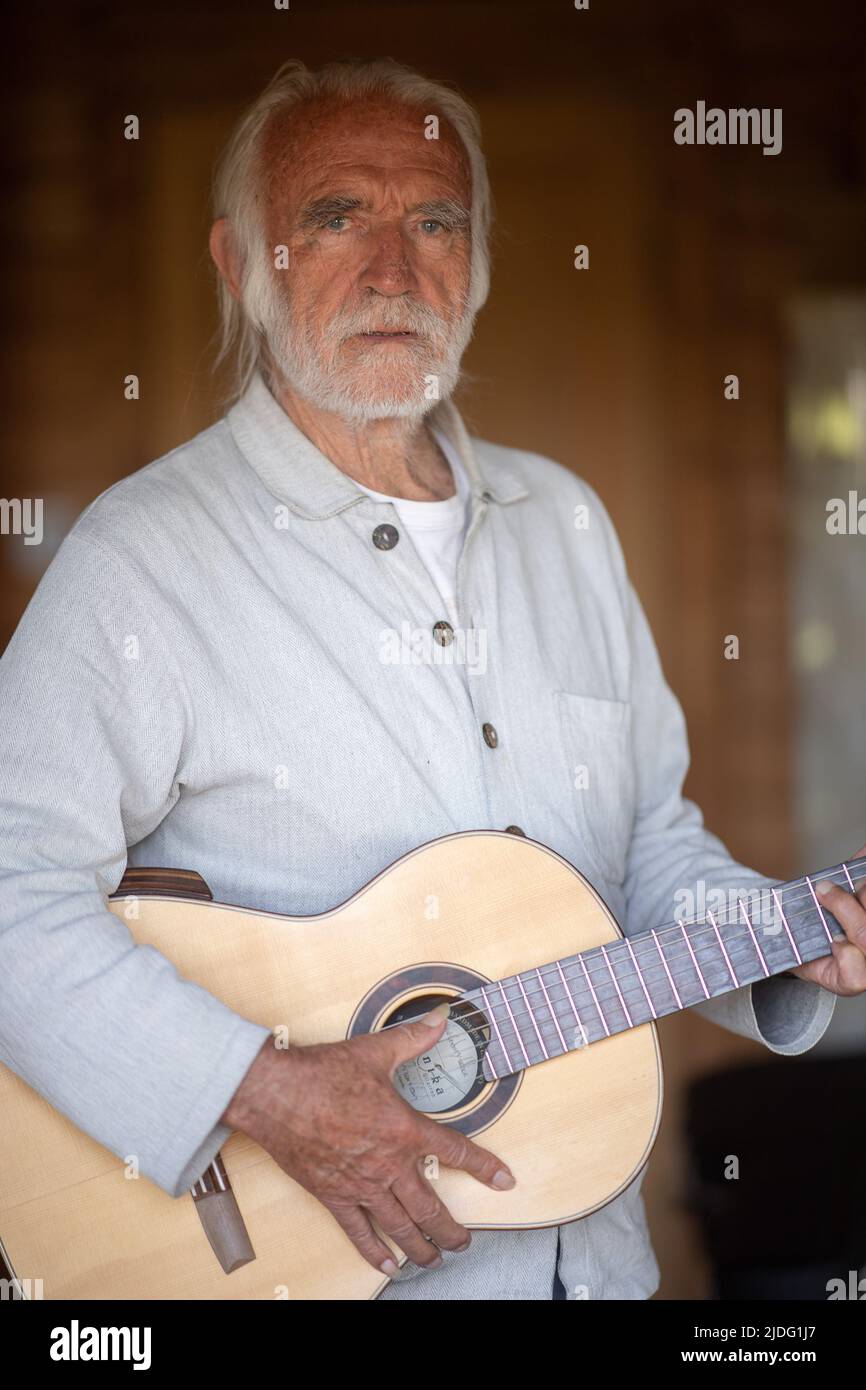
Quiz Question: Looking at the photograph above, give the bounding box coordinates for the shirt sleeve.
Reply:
[0,530,271,1197]
[595,510,837,1056]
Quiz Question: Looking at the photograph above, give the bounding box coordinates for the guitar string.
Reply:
[383,867,861,1050]
[375,863,864,1056]
[455,937,818,1053]
[454,905,847,1052]
[412,936,815,1058]
[398,917,837,1067]
[391,857,866,1025]
[384,861,864,1020]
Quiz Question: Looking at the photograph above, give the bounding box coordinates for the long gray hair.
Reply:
[211,57,493,404]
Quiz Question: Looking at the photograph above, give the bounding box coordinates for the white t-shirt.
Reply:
[351,426,469,628]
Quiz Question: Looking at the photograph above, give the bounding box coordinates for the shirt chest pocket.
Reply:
[554,691,636,888]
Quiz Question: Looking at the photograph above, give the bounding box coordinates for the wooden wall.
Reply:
[2,0,865,1298]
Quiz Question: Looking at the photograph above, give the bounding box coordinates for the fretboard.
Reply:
[464,856,864,1082]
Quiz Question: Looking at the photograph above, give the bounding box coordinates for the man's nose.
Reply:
[361,224,418,296]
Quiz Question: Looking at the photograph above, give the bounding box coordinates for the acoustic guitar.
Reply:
[0,830,857,1300]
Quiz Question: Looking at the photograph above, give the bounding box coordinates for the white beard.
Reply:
[258,281,477,422]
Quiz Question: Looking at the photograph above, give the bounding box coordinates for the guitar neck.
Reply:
[473,855,865,1081]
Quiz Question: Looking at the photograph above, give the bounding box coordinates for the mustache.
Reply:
[327,298,465,343]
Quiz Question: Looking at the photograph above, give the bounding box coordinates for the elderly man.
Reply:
[2,57,865,1303]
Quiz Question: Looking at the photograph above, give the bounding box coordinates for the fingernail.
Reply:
[428,1253,443,1268]
[816,880,835,895]
[455,1237,472,1252]
[421,1002,451,1027]
[492,1168,516,1190]
[380,1258,399,1277]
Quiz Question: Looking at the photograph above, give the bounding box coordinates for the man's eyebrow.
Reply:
[296,194,470,230]
[412,198,471,229]
[297,195,364,229]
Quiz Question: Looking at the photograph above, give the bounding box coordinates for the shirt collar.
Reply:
[226,371,529,519]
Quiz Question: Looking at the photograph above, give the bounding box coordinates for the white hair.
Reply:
[210,57,493,404]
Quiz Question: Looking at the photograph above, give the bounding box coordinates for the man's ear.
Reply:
[210,218,243,302]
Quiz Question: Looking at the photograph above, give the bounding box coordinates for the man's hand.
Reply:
[220,1005,515,1277]
[788,843,866,995]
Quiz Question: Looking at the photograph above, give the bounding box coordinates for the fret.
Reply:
[678,919,711,999]
[592,947,635,1031]
[705,908,740,987]
[625,937,657,1019]
[778,865,851,964]
[600,943,634,1028]
[605,938,656,1026]
[742,894,776,978]
[516,972,561,1065]
[717,891,777,988]
[713,897,755,984]
[550,966,598,1047]
[498,978,540,1066]
[540,968,587,1053]
[578,952,611,1037]
[481,966,590,1078]
[738,896,770,976]
[771,886,802,966]
[513,973,549,1059]
[478,984,511,1077]
[688,913,744,998]
[556,960,589,1047]
[531,969,579,1058]
[472,856,866,1083]
[746,888,792,973]
[805,874,835,945]
[534,967,569,1053]
[652,928,683,1009]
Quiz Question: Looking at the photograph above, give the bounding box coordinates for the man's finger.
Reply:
[326,1202,401,1277]
[372,1006,449,1071]
[816,878,866,953]
[392,1169,472,1253]
[367,1191,443,1269]
[421,1117,515,1190]
[829,938,866,994]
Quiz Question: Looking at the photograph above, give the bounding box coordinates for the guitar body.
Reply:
[0,831,662,1300]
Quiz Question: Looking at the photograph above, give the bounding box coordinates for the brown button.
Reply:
[482,722,498,748]
[504,825,525,836]
[433,621,454,646]
[372,524,399,550]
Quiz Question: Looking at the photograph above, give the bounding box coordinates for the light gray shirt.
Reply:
[0,372,834,1300]
[351,423,470,633]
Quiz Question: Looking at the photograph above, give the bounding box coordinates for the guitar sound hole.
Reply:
[385,994,491,1115]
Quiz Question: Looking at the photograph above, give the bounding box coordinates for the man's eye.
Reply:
[325,216,348,231]
[420,219,444,234]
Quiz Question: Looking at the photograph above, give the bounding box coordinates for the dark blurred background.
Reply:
[1,0,864,1298]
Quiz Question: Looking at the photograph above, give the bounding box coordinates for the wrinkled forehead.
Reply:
[259,96,472,220]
